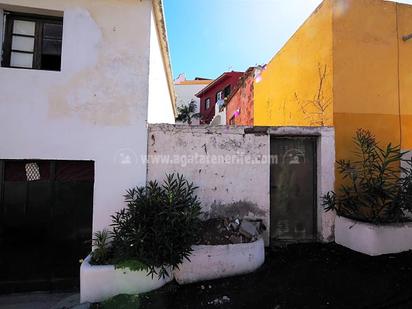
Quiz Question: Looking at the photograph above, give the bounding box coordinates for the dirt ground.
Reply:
[138,243,412,309]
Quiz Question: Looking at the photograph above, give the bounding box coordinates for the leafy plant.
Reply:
[176,100,200,125]
[111,173,202,278]
[323,129,412,223]
[90,229,113,265]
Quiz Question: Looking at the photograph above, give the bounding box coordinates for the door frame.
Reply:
[269,136,318,243]
[0,159,94,293]
[266,126,336,244]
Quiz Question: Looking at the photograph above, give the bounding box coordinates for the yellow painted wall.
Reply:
[397,3,412,151]
[333,0,401,165]
[255,0,412,183]
[254,0,334,127]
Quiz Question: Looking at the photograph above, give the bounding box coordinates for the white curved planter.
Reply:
[174,238,265,285]
[80,255,173,303]
[335,216,412,256]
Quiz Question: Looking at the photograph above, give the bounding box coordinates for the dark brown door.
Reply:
[270,137,316,242]
[0,160,94,293]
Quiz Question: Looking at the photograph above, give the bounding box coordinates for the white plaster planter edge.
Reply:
[173,238,265,285]
[335,215,412,256]
[80,255,173,303]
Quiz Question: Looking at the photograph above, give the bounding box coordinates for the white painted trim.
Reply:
[335,216,412,256]
[173,238,265,285]
[0,4,63,17]
[80,255,173,303]
[268,126,336,242]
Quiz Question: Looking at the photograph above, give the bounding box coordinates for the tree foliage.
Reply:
[176,100,200,125]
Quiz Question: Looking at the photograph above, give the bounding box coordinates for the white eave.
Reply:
[152,0,177,117]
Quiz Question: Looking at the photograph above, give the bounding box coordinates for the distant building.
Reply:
[225,66,264,126]
[175,74,212,125]
[195,71,243,125]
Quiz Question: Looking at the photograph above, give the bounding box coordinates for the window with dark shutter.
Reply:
[1,12,63,71]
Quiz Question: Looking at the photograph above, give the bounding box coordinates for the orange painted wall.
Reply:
[226,70,255,125]
[254,0,334,127]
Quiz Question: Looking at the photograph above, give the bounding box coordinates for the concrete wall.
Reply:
[147,125,336,244]
[0,0,173,234]
[254,0,334,127]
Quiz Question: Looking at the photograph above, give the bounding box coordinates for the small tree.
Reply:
[176,100,200,125]
[323,129,412,223]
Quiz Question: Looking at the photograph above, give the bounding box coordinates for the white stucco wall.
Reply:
[148,125,336,245]
[147,9,175,124]
[0,0,168,234]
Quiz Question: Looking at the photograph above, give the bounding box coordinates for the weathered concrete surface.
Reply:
[148,125,336,244]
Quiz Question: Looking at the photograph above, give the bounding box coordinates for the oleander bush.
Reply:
[323,129,412,224]
[90,173,202,278]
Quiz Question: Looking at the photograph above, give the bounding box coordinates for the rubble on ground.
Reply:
[207,296,230,305]
[197,217,266,245]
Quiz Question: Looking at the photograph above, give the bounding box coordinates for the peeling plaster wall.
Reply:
[0,0,159,234]
[148,125,270,243]
[148,125,336,245]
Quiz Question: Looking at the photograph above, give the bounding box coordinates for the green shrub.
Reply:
[90,229,112,265]
[110,173,202,278]
[323,129,412,223]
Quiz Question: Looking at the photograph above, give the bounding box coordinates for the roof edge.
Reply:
[152,0,177,117]
[195,71,243,97]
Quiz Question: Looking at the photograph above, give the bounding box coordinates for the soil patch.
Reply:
[137,243,412,309]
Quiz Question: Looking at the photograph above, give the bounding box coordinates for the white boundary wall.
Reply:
[148,125,336,244]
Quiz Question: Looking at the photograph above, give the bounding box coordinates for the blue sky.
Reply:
[163,0,412,80]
